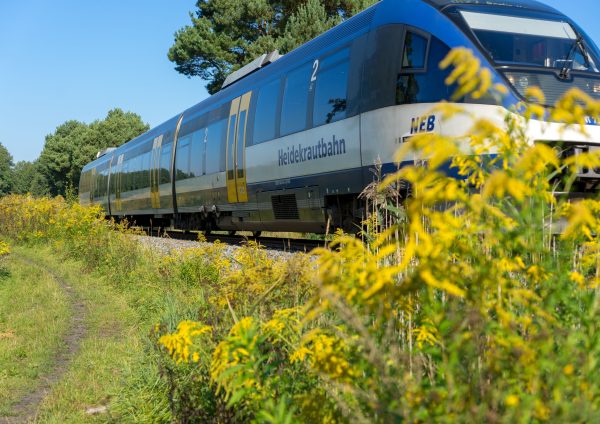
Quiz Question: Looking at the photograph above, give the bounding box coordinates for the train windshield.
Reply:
[461,10,600,74]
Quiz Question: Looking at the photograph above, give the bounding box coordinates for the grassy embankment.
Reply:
[0,243,170,422]
[0,198,312,422]
[0,249,70,416]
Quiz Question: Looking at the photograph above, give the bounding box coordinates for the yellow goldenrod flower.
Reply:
[505,394,520,407]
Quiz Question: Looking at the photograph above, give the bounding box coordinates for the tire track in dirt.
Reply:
[0,256,87,424]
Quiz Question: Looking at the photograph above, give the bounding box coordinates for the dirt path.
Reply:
[0,257,87,424]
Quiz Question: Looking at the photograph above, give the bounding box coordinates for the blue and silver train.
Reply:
[80,0,600,233]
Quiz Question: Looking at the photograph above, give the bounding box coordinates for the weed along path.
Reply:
[0,254,87,424]
[0,246,150,423]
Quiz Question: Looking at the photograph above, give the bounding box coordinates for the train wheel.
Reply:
[252,231,262,238]
[228,230,236,236]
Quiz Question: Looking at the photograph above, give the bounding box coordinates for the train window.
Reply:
[190,130,204,177]
[122,162,129,192]
[99,172,104,197]
[159,142,172,184]
[128,164,133,192]
[129,161,135,191]
[402,32,428,70]
[313,48,350,126]
[94,171,100,198]
[396,35,455,105]
[141,151,151,189]
[128,157,135,190]
[130,158,137,190]
[175,136,192,180]
[280,63,312,136]
[103,168,110,195]
[125,161,131,192]
[361,25,404,113]
[253,79,280,144]
[139,155,145,189]
[134,156,141,190]
[227,116,236,179]
[130,157,137,190]
[206,118,226,174]
[128,161,134,191]
[94,171,101,198]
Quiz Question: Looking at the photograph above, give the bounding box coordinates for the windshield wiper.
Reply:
[559,34,590,80]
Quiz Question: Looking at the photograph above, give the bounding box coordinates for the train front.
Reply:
[444,2,600,194]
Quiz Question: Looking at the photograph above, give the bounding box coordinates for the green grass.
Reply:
[0,253,70,416]
[0,245,176,423]
[13,246,172,423]
[0,234,310,422]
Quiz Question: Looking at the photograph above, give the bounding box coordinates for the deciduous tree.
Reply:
[11,161,38,195]
[36,109,149,197]
[0,143,13,196]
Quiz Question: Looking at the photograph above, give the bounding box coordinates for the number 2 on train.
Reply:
[311,59,319,82]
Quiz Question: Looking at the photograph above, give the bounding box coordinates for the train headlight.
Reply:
[507,75,516,85]
[594,82,600,94]
[518,76,529,89]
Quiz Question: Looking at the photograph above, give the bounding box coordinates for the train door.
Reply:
[172,114,185,214]
[90,167,96,204]
[150,135,163,209]
[114,154,124,212]
[226,91,252,203]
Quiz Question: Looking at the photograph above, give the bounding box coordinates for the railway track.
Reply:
[141,228,326,253]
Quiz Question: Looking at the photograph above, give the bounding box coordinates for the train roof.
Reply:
[425,0,560,14]
[81,0,567,173]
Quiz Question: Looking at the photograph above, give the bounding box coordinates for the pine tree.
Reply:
[168,0,378,94]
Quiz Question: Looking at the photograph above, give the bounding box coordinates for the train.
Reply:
[79,0,600,234]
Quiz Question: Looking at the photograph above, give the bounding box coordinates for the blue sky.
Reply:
[0,0,599,163]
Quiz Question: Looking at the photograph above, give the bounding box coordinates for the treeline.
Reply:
[0,109,148,198]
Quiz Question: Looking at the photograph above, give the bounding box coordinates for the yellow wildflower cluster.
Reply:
[290,330,356,382]
[314,235,403,318]
[0,241,9,257]
[412,320,441,349]
[261,307,301,344]
[158,320,212,364]
[210,317,262,400]
[552,88,600,133]
[208,241,313,312]
[439,47,507,101]
[0,195,106,244]
[0,195,145,273]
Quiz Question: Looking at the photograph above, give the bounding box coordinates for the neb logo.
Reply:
[410,115,436,134]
